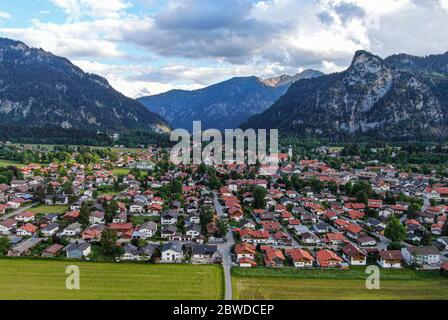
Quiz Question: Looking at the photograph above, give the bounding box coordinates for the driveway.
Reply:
[213,192,234,300]
[1,203,37,220]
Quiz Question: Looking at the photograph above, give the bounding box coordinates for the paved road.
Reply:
[213,192,234,301]
[1,203,37,220]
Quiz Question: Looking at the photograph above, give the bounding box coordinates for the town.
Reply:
[0,142,448,291]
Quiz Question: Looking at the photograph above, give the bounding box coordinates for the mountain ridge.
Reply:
[138,69,324,131]
[0,37,170,134]
[242,49,448,141]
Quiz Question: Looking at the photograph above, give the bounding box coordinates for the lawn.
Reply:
[0,259,224,300]
[232,267,448,300]
[0,160,25,168]
[28,205,70,215]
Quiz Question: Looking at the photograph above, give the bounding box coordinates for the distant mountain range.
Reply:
[0,38,170,134]
[138,69,324,131]
[243,50,448,141]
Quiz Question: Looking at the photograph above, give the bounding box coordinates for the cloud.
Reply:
[1,0,447,97]
[50,0,130,21]
[0,11,11,20]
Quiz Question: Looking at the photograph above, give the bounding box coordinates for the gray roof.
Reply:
[162,242,182,253]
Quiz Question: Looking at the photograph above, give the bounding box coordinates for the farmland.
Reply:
[0,259,224,300]
[28,205,70,215]
[0,160,25,168]
[232,267,448,300]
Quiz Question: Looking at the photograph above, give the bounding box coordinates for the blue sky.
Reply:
[0,0,448,98]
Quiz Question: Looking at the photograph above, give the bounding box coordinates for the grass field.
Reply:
[0,259,224,300]
[0,160,25,168]
[232,267,448,300]
[28,205,70,215]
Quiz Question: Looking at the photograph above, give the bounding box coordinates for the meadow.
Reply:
[232,267,448,300]
[0,259,224,300]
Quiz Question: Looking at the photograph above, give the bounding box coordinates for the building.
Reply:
[401,246,441,266]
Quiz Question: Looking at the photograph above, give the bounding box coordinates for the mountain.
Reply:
[242,50,448,141]
[0,38,170,134]
[138,69,324,131]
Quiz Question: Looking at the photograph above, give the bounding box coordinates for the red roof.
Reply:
[286,248,314,262]
[316,249,343,267]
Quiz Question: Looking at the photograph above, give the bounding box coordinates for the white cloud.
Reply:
[1,0,448,97]
[50,0,130,21]
[0,11,11,20]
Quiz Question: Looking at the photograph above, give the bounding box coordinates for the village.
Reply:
[0,143,448,278]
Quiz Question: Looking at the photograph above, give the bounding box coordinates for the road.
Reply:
[213,192,234,301]
[1,203,37,220]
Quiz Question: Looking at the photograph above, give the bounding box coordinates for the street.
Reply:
[213,192,234,301]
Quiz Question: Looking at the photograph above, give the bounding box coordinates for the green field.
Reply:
[232,267,448,300]
[29,205,70,215]
[0,259,224,300]
[0,160,25,168]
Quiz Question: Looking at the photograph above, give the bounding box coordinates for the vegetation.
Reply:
[0,259,224,300]
[232,267,448,300]
[385,217,407,243]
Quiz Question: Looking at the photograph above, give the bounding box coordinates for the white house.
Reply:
[401,246,441,266]
[377,250,403,268]
[161,242,183,263]
[61,222,82,237]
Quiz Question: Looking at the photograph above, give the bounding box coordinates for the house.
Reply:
[0,219,17,235]
[186,223,201,239]
[121,244,151,261]
[234,243,257,261]
[14,212,35,222]
[42,243,64,258]
[285,249,315,268]
[240,229,273,244]
[436,237,448,250]
[228,207,244,221]
[377,250,403,268]
[313,222,330,234]
[61,222,82,237]
[191,244,218,264]
[161,242,183,263]
[342,243,367,265]
[356,236,377,247]
[113,212,127,224]
[89,211,105,224]
[263,246,285,267]
[135,221,158,239]
[65,242,91,259]
[239,257,258,268]
[130,203,145,214]
[81,225,104,241]
[315,249,343,267]
[302,232,321,245]
[161,211,179,225]
[401,246,441,266]
[161,225,178,239]
[8,237,43,256]
[41,223,59,237]
[16,223,38,237]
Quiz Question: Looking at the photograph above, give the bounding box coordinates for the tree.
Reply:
[34,185,47,204]
[177,215,185,233]
[253,187,267,209]
[79,202,90,227]
[105,201,119,223]
[217,218,229,237]
[100,229,122,257]
[356,191,368,206]
[0,237,11,256]
[385,216,407,242]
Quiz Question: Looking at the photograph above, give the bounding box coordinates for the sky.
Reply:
[0,0,448,98]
